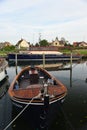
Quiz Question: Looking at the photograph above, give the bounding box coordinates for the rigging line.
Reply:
[3,94,41,130]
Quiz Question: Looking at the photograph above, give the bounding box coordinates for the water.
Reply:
[0,61,87,130]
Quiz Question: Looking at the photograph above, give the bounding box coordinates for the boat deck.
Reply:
[13,78,66,99]
[13,85,65,99]
[19,78,30,89]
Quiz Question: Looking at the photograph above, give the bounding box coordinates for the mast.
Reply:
[39,33,41,45]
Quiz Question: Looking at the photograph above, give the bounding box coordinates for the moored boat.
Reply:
[8,52,81,63]
[8,65,67,129]
[7,46,82,63]
[8,65,67,106]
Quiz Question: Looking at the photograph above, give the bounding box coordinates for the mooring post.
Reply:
[40,94,49,129]
[15,53,18,75]
[44,94,49,111]
[70,50,72,87]
[43,53,45,68]
[70,50,72,69]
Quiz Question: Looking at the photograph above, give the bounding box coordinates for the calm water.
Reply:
[0,61,87,130]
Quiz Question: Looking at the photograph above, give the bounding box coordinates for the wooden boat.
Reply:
[0,58,8,82]
[8,65,67,107]
[8,66,67,129]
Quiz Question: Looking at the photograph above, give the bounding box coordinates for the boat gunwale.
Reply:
[11,92,67,106]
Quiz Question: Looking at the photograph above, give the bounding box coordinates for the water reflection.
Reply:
[70,68,72,87]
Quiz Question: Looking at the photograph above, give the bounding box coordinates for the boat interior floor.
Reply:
[19,79,30,89]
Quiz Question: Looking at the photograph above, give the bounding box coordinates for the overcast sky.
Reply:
[0,0,87,44]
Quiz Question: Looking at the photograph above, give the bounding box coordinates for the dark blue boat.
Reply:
[8,53,81,63]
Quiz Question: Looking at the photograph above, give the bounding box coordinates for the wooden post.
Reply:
[70,50,72,87]
[40,94,49,129]
[70,50,72,69]
[43,53,45,68]
[15,53,18,75]
[70,66,72,87]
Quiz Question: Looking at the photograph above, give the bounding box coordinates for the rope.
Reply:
[3,94,41,130]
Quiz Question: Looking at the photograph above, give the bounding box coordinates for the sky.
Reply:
[0,0,87,45]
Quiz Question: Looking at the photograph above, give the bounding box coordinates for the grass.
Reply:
[0,48,87,56]
[73,49,87,55]
[60,49,87,55]
[0,51,7,56]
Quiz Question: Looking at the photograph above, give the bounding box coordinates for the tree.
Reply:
[61,37,66,45]
[35,43,39,46]
[4,45,15,51]
[39,39,49,46]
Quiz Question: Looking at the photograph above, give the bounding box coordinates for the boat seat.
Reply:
[30,74,39,84]
[29,69,39,84]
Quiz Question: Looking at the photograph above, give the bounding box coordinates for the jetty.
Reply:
[38,63,63,70]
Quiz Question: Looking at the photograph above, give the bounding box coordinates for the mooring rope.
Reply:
[3,94,41,130]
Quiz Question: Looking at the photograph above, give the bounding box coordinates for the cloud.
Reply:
[0,0,42,14]
[0,0,87,44]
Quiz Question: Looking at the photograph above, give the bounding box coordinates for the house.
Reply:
[0,41,11,49]
[73,41,87,47]
[4,42,11,46]
[79,41,87,47]
[16,38,30,49]
[50,37,64,47]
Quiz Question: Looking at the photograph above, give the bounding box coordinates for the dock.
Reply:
[38,63,71,71]
[38,63,63,69]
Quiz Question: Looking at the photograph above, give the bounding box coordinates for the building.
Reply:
[79,41,87,47]
[73,41,87,47]
[50,37,64,47]
[16,38,30,49]
[0,41,11,49]
[4,42,11,46]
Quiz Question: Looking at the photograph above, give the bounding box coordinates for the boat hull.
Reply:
[0,59,8,82]
[8,53,81,62]
[0,70,7,82]
[11,95,65,109]
[12,97,65,129]
[0,78,9,98]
